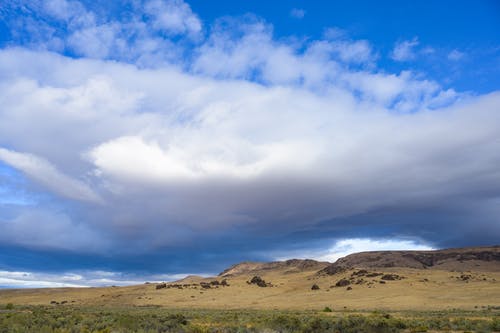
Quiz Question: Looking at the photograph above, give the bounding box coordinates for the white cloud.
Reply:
[0,271,87,288]
[273,238,435,263]
[7,0,200,64]
[391,37,419,61]
[0,270,209,288]
[323,27,347,40]
[43,0,87,21]
[67,23,121,59]
[192,19,273,79]
[0,148,100,203]
[341,70,449,110]
[144,0,202,36]
[89,135,320,183]
[310,39,375,65]
[319,238,435,262]
[89,136,197,182]
[193,20,375,85]
[290,8,306,19]
[448,49,465,61]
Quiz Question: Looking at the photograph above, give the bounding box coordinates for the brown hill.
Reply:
[320,245,500,275]
[219,259,330,277]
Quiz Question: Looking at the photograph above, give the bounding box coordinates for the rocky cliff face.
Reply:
[319,246,500,274]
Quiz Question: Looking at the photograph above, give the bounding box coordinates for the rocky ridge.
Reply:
[319,246,500,275]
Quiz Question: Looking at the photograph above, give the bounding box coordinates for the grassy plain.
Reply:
[1,268,499,311]
[0,305,499,333]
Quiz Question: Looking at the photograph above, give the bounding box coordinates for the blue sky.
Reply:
[0,0,499,288]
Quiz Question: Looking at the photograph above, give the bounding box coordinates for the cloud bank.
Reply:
[0,269,205,288]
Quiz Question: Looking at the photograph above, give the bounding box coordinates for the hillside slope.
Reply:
[219,259,329,277]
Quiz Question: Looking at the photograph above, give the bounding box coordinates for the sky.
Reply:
[0,0,499,288]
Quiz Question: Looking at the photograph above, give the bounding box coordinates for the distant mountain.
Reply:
[319,246,500,274]
[219,259,330,277]
[218,246,500,278]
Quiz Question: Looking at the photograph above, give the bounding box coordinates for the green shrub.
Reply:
[269,314,302,332]
[491,317,500,331]
[410,325,428,332]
